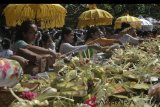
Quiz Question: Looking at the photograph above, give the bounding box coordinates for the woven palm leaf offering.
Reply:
[130,83,149,94]
[10,73,75,107]
[50,56,109,105]
[9,87,75,107]
[8,37,160,107]
[98,38,160,106]
[50,57,91,97]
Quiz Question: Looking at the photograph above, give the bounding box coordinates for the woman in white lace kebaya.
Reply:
[57,27,101,55]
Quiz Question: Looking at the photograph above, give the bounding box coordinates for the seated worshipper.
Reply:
[0,37,30,71]
[85,26,121,46]
[154,28,160,38]
[136,30,144,38]
[41,32,56,52]
[152,29,158,38]
[57,27,102,56]
[34,30,42,46]
[83,26,122,58]
[0,58,23,88]
[115,22,143,45]
[0,38,13,58]
[13,20,63,74]
[74,32,85,45]
[118,22,137,37]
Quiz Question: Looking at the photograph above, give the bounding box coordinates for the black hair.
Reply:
[114,29,121,34]
[39,32,53,47]
[56,27,73,52]
[99,26,106,33]
[85,26,100,42]
[53,31,62,40]
[152,29,158,35]
[41,32,51,43]
[1,38,11,50]
[73,33,78,45]
[14,20,35,42]
[142,31,150,37]
[136,30,144,36]
[105,27,114,35]
[120,22,131,31]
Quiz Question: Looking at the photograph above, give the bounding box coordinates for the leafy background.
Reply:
[0,4,159,28]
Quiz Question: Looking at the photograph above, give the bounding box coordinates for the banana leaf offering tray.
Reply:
[8,38,160,107]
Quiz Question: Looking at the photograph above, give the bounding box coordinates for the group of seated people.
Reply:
[0,20,159,88]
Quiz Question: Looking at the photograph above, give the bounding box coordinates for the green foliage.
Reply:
[0,4,159,28]
[63,4,160,28]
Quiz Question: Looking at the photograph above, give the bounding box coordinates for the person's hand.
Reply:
[108,44,122,51]
[48,50,57,58]
[11,55,29,67]
[23,59,29,65]
[138,39,144,43]
[55,53,66,59]
[18,57,29,67]
[90,43,102,51]
[118,40,123,45]
[19,58,29,66]
[120,45,125,49]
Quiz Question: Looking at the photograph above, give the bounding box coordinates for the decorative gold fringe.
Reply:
[114,14,142,29]
[3,4,67,29]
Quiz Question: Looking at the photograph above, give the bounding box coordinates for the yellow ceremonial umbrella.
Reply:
[3,4,67,29]
[114,14,142,29]
[78,4,113,28]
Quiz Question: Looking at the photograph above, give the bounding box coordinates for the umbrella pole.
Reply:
[35,19,41,28]
[34,11,40,28]
[35,19,38,27]
[35,19,37,26]
[94,19,96,27]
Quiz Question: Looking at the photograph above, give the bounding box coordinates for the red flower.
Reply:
[0,61,11,79]
[85,97,96,107]
[85,59,90,63]
[20,91,37,101]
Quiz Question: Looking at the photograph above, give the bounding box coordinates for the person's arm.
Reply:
[87,44,102,51]
[10,55,29,68]
[60,43,88,55]
[100,38,122,46]
[129,28,137,37]
[60,43,102,55]
[120,34,139,45]
[86,38,121,46]
[26,45,56,56]
[15,40,58,58]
